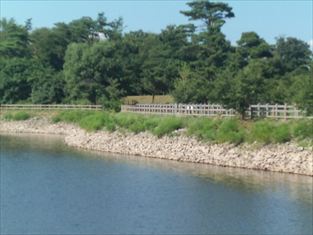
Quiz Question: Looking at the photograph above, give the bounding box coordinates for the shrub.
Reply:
[48,111,311,145]
[142,117,160,131]
[292,120,313,139]
[3,112,14,120]
[114,113,139,129]
[152,117,184,137]
[78,113,106,131]
[216,119,244,144]
[3,111,30,121]
[78,112,116,132]
[53,111,94,124]
[187,118,218,141]
[249,121,273,144]
[271,123,291,143]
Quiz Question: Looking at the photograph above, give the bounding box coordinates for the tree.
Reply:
[237,32,272,61]
[218,60,267,118]
[0,58,44,103]
[31,71,65,104]
[286,62,313,115]
[0,18,31,58]
[172,63,209,103]
[275,37,312,73]
[63,41,124,104]
[31,24,71,70]
[181,0,234,33]
[139,33,183,102]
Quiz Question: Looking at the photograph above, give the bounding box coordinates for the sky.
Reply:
[1,0,312,46]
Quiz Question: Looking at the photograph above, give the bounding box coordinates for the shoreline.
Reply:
[0,118,312,176]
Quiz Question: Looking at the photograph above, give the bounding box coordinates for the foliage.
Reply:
[0,18,31,58]
[292,120,313,139]
[0,0,312,116]
[181,0,234,32]
[152,117,183,137]
[186,117,218,140]
[3,111,31,121]
[50,111,312,145]
[215,119,244,144]
[248,121,292,144]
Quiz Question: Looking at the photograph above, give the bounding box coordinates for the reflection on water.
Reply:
[1,134,312,235]
[74,139,313,205]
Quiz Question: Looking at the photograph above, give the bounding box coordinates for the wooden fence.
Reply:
[0,104,102,111]
[0,103,310,119]
[121,104,310,119]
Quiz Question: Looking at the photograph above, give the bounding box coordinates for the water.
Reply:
[0,134,312,235]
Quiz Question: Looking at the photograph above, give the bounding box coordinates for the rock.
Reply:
[0,118,312,176]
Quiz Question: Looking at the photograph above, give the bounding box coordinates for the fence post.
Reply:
[284,103,287,120]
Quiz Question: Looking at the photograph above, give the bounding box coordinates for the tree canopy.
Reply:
[0,0,312,115]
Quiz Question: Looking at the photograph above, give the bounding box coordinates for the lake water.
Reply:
[0,134,312,235]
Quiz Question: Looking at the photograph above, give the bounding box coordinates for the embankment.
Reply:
[0,118,312,176]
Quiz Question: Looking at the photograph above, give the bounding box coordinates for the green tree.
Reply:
[31,71,65,104]
[31,24,71,70]
[0,18,31,58]
[181,0,234,33]
[0,58,44,103]
[275,37,312,73]
[63,41,124,104]
[219,60,267,118]
[172,64,209,103]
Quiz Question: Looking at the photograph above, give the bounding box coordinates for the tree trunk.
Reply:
[241,111,245,120]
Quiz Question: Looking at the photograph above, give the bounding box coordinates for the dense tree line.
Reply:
[0,0,312,115]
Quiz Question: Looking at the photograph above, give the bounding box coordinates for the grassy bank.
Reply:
[51,110,312,146]
[2,111,32,121]
[1,110,312,146]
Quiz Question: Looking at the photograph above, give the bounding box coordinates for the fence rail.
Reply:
[0,104,102,111]
[121,104,310,119]
[0,103,310,119]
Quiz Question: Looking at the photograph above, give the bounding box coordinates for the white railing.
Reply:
[0,104,102,111]
[121,104,310,119]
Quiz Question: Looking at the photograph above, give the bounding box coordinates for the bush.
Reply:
[187,118,218,141]
[249,120,292,144]
[292,120,313,139]
[271,124,291,143]
[49,111,311,145]
[78,113,106,131]
[152,117,184,137]
[249,121,273,144]
[52,110,94,124]
[3,112,14,120]
[102,99,121,112]
[3,111,31,121]
[216,119,244,144]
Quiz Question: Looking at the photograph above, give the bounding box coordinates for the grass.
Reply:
[3,111,31,121]
[3,109,311,145]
